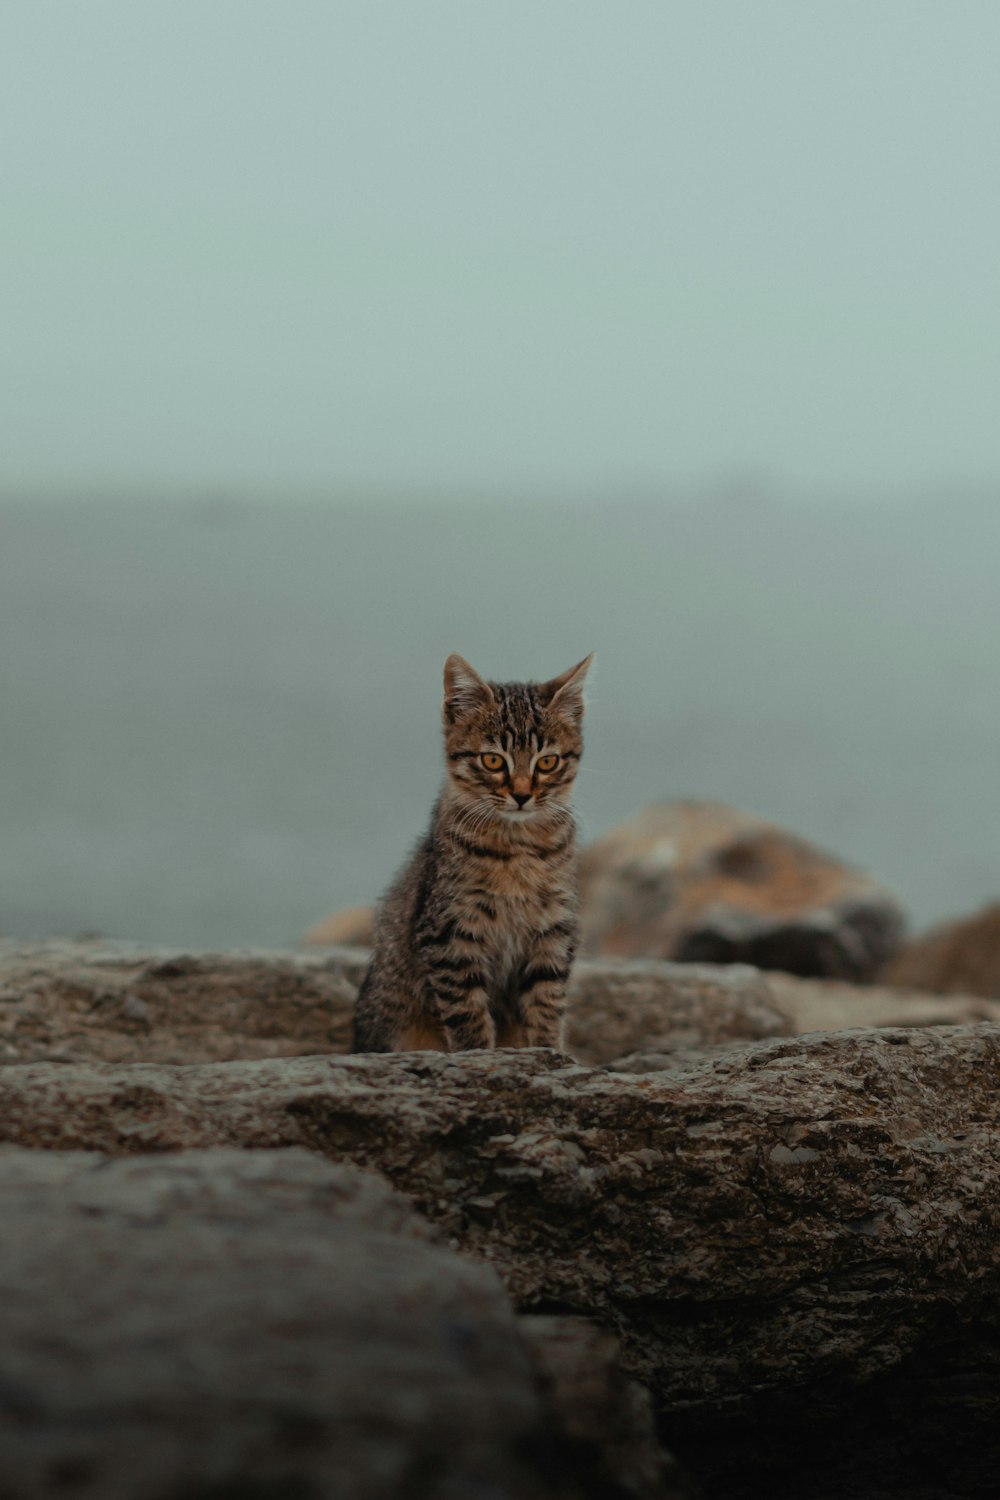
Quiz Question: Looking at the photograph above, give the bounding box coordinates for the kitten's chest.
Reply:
[465,852,572,972]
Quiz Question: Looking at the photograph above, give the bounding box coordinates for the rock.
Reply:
[0,1144,681,1500]
[579,800,905,980]
[607,972,1000,1074]
[880,901,1000,998]
[766,969,1000,1031]
[567,957,790,1066]
[0,939,368,1065]
[2,1028,1000,1497]
[520,1316,687,1500]
[303,904,377,947]
[7,940,1000,1078]
[4,939,1000,1496]
[3,938,790,1071]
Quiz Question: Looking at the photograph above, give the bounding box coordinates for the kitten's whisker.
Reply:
[457,802,498,838]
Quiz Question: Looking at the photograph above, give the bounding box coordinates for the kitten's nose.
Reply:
[512,791,532,808]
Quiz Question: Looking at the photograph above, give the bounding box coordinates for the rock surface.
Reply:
[881,900,1000,998]
[7,940,998,1077]
[7,940,1000,1497]
[0,941,365,1066]
[579,800,905,980]
[568,959,788,1065]
[2,1027,1000,1496]
[520,1316,684,1500]
[766,969,1000,1031]
[0,1145,677,1500]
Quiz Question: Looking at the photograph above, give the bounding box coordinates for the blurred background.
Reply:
[1,1,998,948]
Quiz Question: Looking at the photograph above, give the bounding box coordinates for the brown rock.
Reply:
[2,1031,1000,1497]
[7,940,1000,1078]
[613,970,1000,1074]
[567,957,790,1067]
[580,800,905,980]
[4,939,1000,1498]
[880,900,1000,997]
[302,904,376,946]
[766,969,1000,1031]
[0,940,368,1066]
[4,1035,997,1366]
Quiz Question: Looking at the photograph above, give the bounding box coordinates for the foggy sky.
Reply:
[3,2,1000,500]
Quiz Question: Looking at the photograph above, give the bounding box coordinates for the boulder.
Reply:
[0,940,368,1065]
[2,1029,1000,1497]
[568,957,789,1066]
[600,967,1000,1075]
[579,800,905,980]
[574,964,1000,1071]
[881,900,1000,998]
[521,1315,685,1500]
[0,1144,677,1500]
[5,940,999,1076]
[5,940,1000,1495]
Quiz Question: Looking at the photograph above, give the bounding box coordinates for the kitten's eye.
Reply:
[481,752,505,771]
[536,753,560,772]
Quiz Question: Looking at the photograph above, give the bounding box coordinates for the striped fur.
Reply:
[351,653,593,1053]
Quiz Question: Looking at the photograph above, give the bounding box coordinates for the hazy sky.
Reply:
[3,2,999,500]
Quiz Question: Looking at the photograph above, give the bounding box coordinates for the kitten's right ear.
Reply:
[443,653,493,723]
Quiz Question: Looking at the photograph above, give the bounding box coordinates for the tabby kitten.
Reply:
[351,653,593,1053]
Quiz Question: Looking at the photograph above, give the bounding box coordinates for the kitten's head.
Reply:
[442,653,593,824]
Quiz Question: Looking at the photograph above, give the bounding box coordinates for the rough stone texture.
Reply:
[4,939,1000,1497]
[0,940,367,1065]
[573,963,1000,1071]
[567,958,789,1066]
[303,904,377,947]
[766,969,1000,1032]
[0,1144,682,1500]
[9,941,998,1081]
[881,900,1000,998]
[579,800,906,980]
[2,1028,1000,1496]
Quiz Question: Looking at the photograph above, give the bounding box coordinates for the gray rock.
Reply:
[765,968,1000,1032]
[520,1316,686,1500]
[567,957,789,1065]
[2,1032,998,1409]
[0,1145,677,1500]
[12,940,997,1079]
[4,941,1000,1495]
[0,938,365,1066]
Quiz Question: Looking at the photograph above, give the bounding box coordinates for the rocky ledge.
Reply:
[4,937,998,1070]
[2,940,1000,1500]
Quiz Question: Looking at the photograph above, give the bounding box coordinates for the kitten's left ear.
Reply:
[538,653,594,721]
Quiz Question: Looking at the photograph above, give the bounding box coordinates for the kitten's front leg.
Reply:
[436,987,497,1050]
[419,935,496,1050]
[517,922,577,1048]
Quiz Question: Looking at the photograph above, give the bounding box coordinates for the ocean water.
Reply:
[1,496,998,948]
